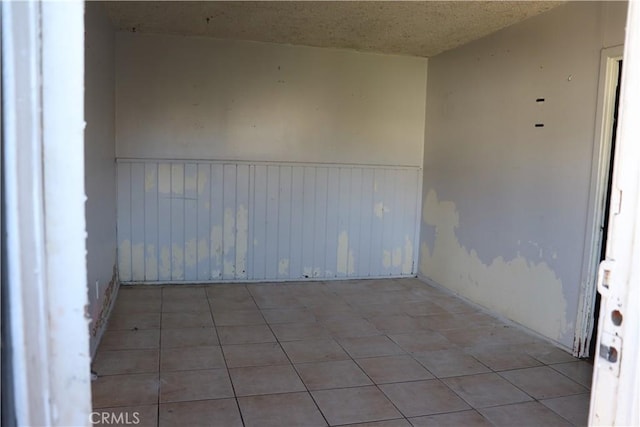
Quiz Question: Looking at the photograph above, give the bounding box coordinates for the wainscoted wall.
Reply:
[117,159,421,283]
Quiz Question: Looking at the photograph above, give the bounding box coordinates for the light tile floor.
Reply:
[92,278,592,427]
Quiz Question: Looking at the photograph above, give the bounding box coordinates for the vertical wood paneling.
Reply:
[117,160,421,283]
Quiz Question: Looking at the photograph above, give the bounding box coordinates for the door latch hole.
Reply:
[611,310,623,326]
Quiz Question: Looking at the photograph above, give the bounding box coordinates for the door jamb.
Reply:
[574,45,623,357]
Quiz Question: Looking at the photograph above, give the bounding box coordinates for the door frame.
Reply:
[574,45,623,358]
[2,0,91,425]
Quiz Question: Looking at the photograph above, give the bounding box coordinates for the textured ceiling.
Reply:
[106,1,562,58]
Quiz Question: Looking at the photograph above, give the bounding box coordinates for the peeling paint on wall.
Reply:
[278,258,290,276]
[392,247,402,268]
[159,246,170,278]
[118,239,131,279]
[236,205,248,277]
[185,238,197,267]
[171,243,184,279]
[419,189,569,341]
[382,250,391,269]
[402,236,413,275]
[211,225,223,264]
[373,202,390,219]
[337,231,349,274]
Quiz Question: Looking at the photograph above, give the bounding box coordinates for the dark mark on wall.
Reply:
[536,98,545,102]
[535,123,545,127]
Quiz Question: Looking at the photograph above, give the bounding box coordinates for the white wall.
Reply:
[115,33,427,166]
[85,2,117,356]
[115,33,427,282]
[419,1,627,349]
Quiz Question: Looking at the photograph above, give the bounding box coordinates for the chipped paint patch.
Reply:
[211,269,221,279]
[146,244,158,280]
[223,209,236,252]
[382,250,391,269]
[337,231,349,274]
[185,238,197,267]
[159,246,171,278]
[419,189,569,341]
[303,267,313,278]
[373,202,390,219]
[211,225,223,264]
[279,259,290,276]
[402,236,413,274]
[392,247,402,268]
[171,244,184,279]
[132,243,145,279]
[236,205,248,277]
[118,239,132,278]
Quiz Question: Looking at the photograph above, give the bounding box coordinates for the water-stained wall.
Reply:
[114,33,426,282]
[419,2,627,349]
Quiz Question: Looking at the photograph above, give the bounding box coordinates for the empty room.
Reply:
[78,1,632,426]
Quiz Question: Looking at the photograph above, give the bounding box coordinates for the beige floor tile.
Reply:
[339,335,406,358]
[499,366,588,399]
[281,339,350,363]
[160,345,225,371]
[295,359,372,390]
[92,373,159,408]
[467,345,544,371]
[222,342,290,368]
[213,309,265,326]
[217,324,276,344]
[261,308,317,324]
[161,297,211,313]
[369,315,425,334]
[238,392,327,427]
[99,329,160,351]
[162,286,206,299]
[356,303,408,317]
[347,420,412,427]
[413,349,490,378]
[431,296,477,314]
[549,361,593,389]
[205,285,251,299]
[112,298,162,315]
[160,369,234,403]
[379,380,470,417]
[443,373,532,408]
[229,364,306,396]
[312,386,402,425]
[108,312,161,331]
[161,311,213,329]
[409,410,492,426]
[400,301,448,317]
[159,398,242,427]
[479,401,573,426]
[92,405,158,427]
[324,318,382,338]
[161,327,218,348]
[388,332,452,353]
[270,322,331,341]
[540,393,590,426]
[93,349,159,376]
[523,343,578,365]
[356,355,434,384]
[118,288,162,304]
